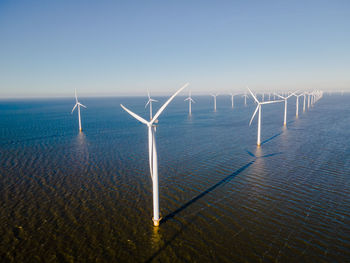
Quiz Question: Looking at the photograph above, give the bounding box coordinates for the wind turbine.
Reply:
[184,90,195,115]
[303,93,306,112]
[248,88,282,146]
[120,83,188,226]
[292,92,303,117]
[145,89,158,120]
[275,92,294,126]
[229,93,235,109]
[211,93,218,111]
[71,88,87,132]
[242,92,248,106]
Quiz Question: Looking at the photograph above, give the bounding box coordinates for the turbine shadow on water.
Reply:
[260,131,283,146]
[146,151,283,262]
[161,161,253,224]
[161,151,282,225]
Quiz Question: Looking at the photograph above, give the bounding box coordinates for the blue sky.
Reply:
[0,0,349,97]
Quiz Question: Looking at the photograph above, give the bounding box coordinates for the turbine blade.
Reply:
[247,88,259,104]
[78,103,87,108]
[71,103,77,114]
[249,104,260,126]
[120,104,150,125]
[147,89,151,100]
[150,83,189,124]
[275,93,285,99]
[145,100,150,108]
[261,100,283,105]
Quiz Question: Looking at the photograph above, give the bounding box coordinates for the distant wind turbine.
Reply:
[275,92,294,126]
[120,83,188,226]
[229,93,235,109]
[242,92,248,106]
[71,88,87,132]
[248,88,283,146]
[211,94,218,111]
[292,92,303,117]
[184,90,195,115]
[145,89,158,120]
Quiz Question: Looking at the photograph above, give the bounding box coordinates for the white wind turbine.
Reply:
[211,93,218,111]
[248,88,283,146]
[303,92,307,112]
[242,92,248,106]
[275,92,294,126]
[120,83,188,227]
[229,93,235,109]
[292,92,303,117]
[184,90,195,115]
[71,88,87,132]
[145,89,158,120]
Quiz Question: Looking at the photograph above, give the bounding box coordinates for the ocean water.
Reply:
[0,94,349,262]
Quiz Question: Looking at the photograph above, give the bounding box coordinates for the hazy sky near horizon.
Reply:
[0,0,349,97]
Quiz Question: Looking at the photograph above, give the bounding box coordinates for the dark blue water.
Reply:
[1,94,349,262]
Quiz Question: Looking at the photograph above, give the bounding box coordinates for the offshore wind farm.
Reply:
[1,1,350,262]
[1,90,350,262]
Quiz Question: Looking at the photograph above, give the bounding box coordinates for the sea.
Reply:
[0,93,349,262]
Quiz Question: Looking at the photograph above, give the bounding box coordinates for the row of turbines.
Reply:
[247,89,323,146]
[71,84,323,226]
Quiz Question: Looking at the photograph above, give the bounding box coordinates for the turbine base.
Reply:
[152,217,162,227]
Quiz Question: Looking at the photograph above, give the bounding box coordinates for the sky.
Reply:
[0,0,349,98]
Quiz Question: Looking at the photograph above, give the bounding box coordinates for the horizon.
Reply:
[0,88,346,100]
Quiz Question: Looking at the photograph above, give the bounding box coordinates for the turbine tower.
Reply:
[211,94,218,112]
[71,88,87,132]
[275,92,294,126]
[145,89,158,120]
[120,83,188,226]
[242,92,248,106]
[184,90,195,115]
[229,93,235,109]
[248,88,282,146]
